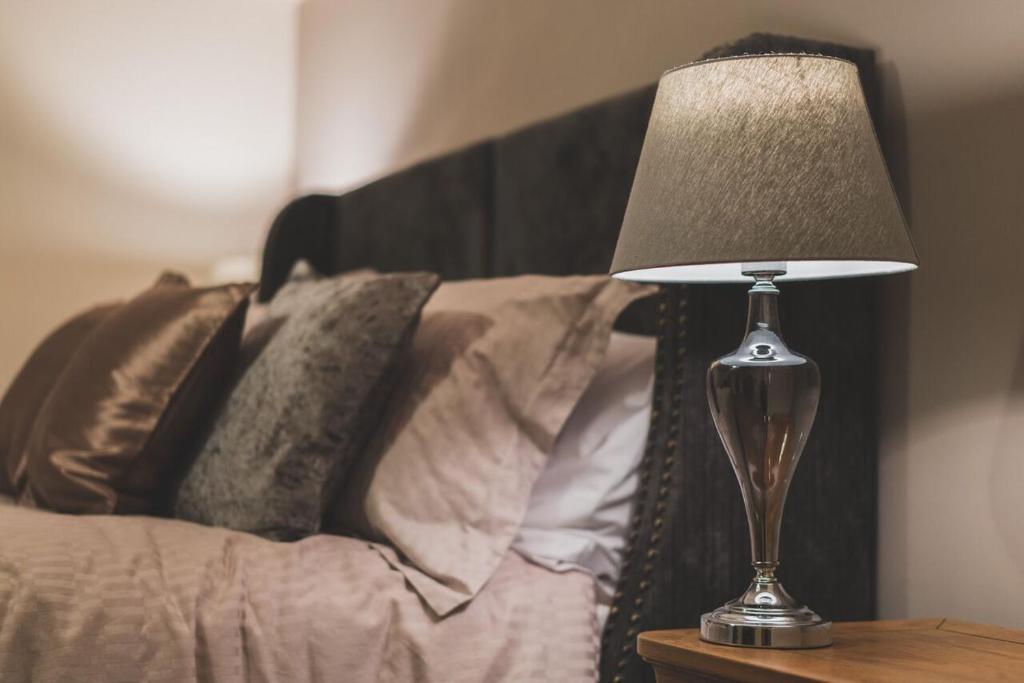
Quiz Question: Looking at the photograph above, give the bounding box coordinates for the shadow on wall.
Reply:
[991,337,1024,576]
[895,85,1024,622]
[875,58,913,618]
[906,88,1024,420]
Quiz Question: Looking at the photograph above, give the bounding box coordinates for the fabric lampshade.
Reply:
[611,54,918,282]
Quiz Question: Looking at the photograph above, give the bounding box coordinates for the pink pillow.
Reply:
[334,275,654,615]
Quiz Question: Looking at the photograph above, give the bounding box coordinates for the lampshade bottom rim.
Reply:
[612,259,917,283]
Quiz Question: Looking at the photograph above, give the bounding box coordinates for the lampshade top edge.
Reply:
[658,52,857,81]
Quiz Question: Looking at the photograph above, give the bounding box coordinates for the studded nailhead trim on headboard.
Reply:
[600,284,688,682]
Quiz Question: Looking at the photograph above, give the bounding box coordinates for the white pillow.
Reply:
[512,331,655,623]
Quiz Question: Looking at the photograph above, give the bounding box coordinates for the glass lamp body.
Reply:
[701,277,832,648]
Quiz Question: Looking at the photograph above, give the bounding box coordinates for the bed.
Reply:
[0,34,882,683]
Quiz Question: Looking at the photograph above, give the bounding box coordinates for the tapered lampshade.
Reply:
[611,54,918,282]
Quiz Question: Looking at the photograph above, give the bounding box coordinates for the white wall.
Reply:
[295,0,1024,626]
[0,0,298,388]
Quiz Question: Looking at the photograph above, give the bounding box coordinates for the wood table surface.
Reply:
[638,618,1024,682]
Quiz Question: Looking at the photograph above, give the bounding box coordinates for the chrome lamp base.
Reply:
[700,573,832,649]
[701,266,832,650]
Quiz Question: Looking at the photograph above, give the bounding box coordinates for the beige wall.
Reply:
[296,0,1024,626]
[0,0,298,389]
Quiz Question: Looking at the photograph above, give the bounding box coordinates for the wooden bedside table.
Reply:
[638,618,1024,682]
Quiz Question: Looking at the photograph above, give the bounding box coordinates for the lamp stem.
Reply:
[744,272,782,334]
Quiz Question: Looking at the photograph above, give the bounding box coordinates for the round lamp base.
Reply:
[700,587,832,649]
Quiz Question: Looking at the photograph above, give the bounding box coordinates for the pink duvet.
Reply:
[0,503,597,682]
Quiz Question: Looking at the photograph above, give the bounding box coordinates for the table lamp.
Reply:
[611,54,918,649]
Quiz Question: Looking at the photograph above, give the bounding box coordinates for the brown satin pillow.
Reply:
[0,303,122,494]
[333,275,654,616]
[19,273,253,515]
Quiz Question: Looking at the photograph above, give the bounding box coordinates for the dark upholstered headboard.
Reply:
[260,34,882,683]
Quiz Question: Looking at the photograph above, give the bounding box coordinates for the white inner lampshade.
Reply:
[613,259,918,283]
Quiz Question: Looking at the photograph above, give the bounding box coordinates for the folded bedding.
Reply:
[0,503,597,683]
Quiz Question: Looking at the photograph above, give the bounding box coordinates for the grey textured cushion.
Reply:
[174,270,439,541]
